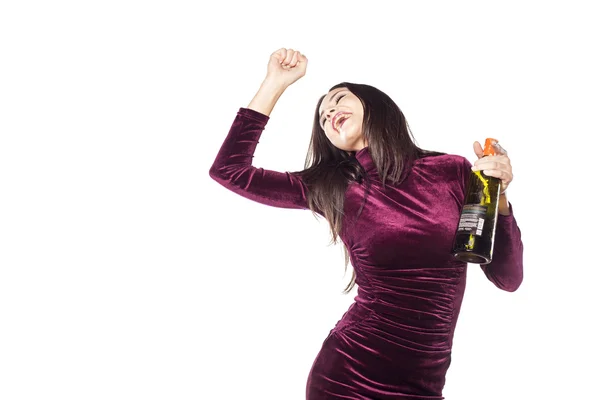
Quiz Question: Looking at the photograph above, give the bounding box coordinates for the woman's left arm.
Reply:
[471,141,524,292]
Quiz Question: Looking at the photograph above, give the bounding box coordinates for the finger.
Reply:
[472,159,511,173]
[283,48,295,65]
[272,48,286,63]
[473,141,484,159]
[473,154,511,169]
[483,154,511,162]
[480,168,512,183]
[289,51,300,67]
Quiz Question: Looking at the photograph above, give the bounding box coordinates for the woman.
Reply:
[209,48,523,400]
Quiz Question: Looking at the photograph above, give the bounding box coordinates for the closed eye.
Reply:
[321,93,347,127]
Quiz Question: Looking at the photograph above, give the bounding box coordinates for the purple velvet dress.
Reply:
[209,108,524,400]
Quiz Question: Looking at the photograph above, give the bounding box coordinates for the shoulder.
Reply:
[414,153,473,189]
[416,153,471,170]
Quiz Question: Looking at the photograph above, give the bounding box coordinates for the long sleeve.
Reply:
[459,158,524,292]
[479,203,524,291]
[209,107,314,211]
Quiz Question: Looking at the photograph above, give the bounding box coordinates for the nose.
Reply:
[325,108,336,121]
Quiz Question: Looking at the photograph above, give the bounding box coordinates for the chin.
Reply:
[336,144,358,152]
[340,137,362,152]
[328,133,362,152]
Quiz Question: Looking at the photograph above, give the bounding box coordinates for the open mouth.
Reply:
[332,112,351,133]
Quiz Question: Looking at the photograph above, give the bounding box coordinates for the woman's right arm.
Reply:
[209,49,318,212]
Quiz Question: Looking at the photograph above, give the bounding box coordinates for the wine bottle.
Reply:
[451,138,502,264]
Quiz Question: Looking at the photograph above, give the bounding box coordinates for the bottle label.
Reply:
[457,204,487,236]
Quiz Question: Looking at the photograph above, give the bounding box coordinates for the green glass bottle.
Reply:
[452,138,502,264]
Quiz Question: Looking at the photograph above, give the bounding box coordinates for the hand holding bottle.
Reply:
[471,140,512,194]
[453,138,506,264]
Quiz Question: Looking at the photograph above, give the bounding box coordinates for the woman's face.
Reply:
[318,87,367,152]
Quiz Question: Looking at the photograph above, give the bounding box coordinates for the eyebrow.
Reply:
[319,90,345,118]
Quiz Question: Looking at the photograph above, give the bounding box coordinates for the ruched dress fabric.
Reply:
[209,108,524,400]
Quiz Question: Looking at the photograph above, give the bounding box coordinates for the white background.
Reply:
[1,1,598,399]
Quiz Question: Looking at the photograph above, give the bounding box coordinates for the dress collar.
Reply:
[353,146,379,178]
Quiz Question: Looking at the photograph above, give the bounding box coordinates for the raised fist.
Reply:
[265,48,308,88]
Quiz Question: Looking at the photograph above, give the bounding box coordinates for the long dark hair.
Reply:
[292,82,442,293]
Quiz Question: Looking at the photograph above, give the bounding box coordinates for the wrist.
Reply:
[260,78,288,95]
[498,193,510,215]
[247,79,287,117]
